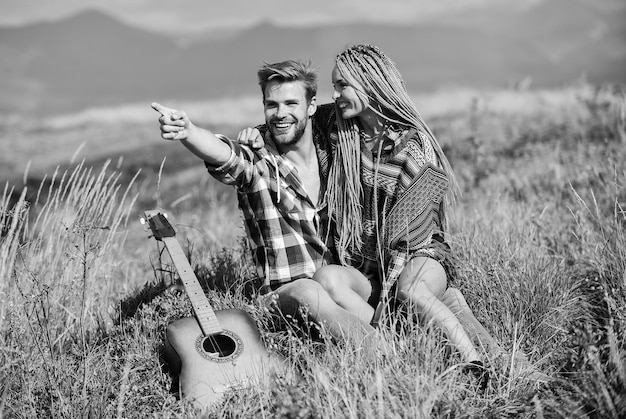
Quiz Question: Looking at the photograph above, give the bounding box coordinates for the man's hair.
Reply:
[257,60,318,102]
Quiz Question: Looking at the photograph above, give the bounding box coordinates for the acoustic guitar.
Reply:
[142,209,285,409]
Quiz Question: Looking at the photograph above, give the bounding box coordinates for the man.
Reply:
[152,60,375,342]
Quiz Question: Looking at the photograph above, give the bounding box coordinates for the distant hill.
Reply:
[0,0,624,117]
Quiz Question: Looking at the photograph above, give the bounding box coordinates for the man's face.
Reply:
[263,80,315,147]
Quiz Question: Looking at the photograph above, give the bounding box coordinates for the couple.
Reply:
[153,44,498,381]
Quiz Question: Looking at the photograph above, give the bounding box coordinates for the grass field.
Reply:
[1,84,625,418]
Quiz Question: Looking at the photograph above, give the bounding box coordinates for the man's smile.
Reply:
[272,121,294,131]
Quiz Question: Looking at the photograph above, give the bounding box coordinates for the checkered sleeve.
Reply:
[383,249,407,295]
[205,135,260,190]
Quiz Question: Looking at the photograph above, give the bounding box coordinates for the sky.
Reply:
[0,0,543,32]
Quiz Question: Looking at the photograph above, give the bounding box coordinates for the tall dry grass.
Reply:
[1,160,139,416]
[1,84,624,417]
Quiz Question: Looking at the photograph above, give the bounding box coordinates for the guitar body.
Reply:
[142,209,287,409]
[165,308,285,409]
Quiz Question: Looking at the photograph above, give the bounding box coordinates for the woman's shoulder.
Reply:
[403,129,438,166]
[312,103,339,147]
[404,128,429,147]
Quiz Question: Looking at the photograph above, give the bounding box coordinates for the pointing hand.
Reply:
[152,102,191,141]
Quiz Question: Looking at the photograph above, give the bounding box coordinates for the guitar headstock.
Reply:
[141,209,176,240]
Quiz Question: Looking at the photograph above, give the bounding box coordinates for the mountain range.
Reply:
[0,0,624,117]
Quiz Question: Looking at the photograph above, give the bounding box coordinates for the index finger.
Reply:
[151,102,175,117]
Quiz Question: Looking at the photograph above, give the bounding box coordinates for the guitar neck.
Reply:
[161,236,222,336]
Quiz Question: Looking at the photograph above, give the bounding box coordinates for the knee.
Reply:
[396,258,447,303]
[396,277,431,305]
[278,278,324,306]
[312,265,348,298]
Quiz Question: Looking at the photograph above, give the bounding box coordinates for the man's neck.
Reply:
[276,125,317,169]
[275,124,321,204]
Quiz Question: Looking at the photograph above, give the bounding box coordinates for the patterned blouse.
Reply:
[322,103,452,322]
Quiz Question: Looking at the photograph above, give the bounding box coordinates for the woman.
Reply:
[311,44,486,371]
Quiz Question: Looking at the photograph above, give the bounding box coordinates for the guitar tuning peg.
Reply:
[140,217,146,225]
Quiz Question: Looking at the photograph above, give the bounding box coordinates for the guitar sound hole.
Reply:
[196,329,243,362]
[202,335,236,357]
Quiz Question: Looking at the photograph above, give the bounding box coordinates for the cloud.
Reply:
[0,0,545,30]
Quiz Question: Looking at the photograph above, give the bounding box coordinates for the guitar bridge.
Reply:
[211,377,253,394]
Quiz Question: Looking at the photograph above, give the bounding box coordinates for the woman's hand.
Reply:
[236,127,264,149]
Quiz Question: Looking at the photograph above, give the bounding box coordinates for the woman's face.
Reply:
[331,65,369,119]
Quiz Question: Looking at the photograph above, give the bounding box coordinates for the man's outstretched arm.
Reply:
[151,102,231,166]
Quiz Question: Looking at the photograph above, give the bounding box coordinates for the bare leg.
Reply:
[441,287,502,353]
[313,265,375,324]
[442,287,548,382]
[268,278,375,342]
[397,257,480,363]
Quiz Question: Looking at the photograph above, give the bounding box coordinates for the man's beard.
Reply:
[269,118,307,147]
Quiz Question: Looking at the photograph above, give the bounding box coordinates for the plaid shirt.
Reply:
[205,108,337,291]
